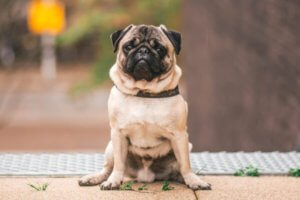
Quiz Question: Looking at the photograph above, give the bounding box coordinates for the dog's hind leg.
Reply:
[78,141,114,186]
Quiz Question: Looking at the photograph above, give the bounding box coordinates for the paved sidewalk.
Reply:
[0,176,299,200]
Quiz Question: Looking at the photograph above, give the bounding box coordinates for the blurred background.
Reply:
[0,0,299,152]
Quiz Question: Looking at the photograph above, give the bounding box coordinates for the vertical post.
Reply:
[184,0,300,151]
[41,34,56,80]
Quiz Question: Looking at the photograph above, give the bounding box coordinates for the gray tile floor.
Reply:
[0,152,299,176]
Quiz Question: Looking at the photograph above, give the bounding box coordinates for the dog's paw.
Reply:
[100,172,123,190]
[78,173,107,186]
[100,180,121,190]
[183,172,212,190]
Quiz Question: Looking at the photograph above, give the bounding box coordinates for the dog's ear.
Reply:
[160,25,181,55]
[110,25,133,53]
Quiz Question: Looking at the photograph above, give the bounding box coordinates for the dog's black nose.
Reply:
[138,47,149,54]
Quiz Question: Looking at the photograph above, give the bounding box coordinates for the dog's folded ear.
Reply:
[111,25,133,53]
[160,25,181,55]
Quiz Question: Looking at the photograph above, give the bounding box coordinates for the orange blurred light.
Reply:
[28,0,65,35]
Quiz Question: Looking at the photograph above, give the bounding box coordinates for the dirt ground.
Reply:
[0,64,111,152]
[0,176,299,200]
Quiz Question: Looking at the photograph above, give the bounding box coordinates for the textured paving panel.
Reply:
[0,153,104,176]
[190,152,300,175]
[0,152,299,176]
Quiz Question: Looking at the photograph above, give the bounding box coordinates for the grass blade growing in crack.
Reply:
[289,168,300,177]
[120,181,134,191]
[245,165,259,177]
[162,180,174,191]
[234,165,259,177]
[234,169,244,176]
[28,183,49,191]
[138,183,148,191]
[41,183,49,191]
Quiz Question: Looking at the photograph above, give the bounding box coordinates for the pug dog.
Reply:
[78,24,211,190]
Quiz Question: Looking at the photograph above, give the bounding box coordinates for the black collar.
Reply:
[116,85,180,98]
[136,86,180,98]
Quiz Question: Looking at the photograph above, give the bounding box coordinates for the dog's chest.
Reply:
[117,100,171,149]
[109,87,181,130]
[108,87,184,149]
[125,123,166,147]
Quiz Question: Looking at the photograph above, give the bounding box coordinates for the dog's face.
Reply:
[111,25,181,81]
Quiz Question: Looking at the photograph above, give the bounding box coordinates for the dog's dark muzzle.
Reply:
[133,59,152,81]
[125,46,162,81]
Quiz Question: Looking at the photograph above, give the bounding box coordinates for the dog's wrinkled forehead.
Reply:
[111,24,181,54]
[128,25,163,41]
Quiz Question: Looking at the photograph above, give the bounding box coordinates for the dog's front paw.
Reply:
[100,172,123,190]
[100,180,121,190]
[78,172,107,186]
[183,172,211,190]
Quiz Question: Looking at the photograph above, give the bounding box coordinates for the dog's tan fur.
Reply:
[78,25,211,190]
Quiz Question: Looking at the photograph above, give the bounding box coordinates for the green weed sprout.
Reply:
[28,183,49,191]
[120,181,134,191]
[162,180,174,191]
[138,183,148,191]
[288,168,300,177]
[234,165,260,177]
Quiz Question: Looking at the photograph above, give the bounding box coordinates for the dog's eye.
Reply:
[157,46,165,53]
[156,46,167,58]
[125,45,133,51]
